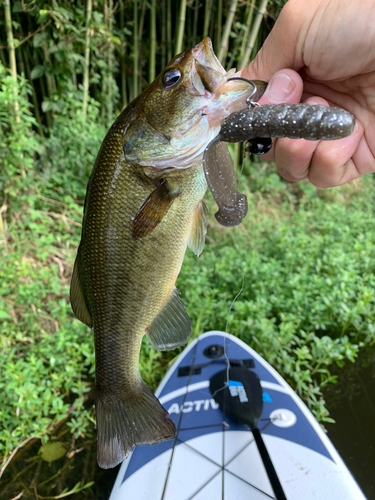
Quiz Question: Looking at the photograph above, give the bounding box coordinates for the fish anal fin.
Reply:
[96,380,176,469]
[187,200,208,257]
[70,248,92,328]
[132,181,177,239]
[146,287,191,351]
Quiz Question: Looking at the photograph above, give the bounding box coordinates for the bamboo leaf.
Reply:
[12,1,23,13]
[30,65,45,79]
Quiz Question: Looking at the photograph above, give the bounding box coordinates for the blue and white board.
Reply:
[110,331,366,500]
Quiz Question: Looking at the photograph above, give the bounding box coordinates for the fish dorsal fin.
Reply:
[187,200,208,257]
[132,181,178,239]
[146,287,191,351]
[70,247,92,328]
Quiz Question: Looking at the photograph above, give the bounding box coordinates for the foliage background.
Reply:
[1,0,374,498]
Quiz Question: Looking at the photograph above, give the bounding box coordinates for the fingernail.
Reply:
[304,98,321,106]
[267,73,295,102]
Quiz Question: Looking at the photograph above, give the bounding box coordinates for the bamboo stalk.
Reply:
[149,0,156,83]
[175,0,187,55]
[161,0,166,68]
[215,0,222,55]
[226,1,246,70]
[192,0,199,45]
[16,46,25,77]
[137,0,146,92]
[0,48,6,66]
[36,51,52,129]
[82,0,92,119]
[166,0,172,62]
[101,1,109,120]
[238,0,255,70]
[133,0,138,99]
[3,0,20,122]
[217,0,238,65]
[22,45,44,133]
[72,70,77,90]
[241,0,269,68]
[0,205,6,249]
[120,0,128,109]
[138,0,146,41]
[43,41,56,97]
[108,0,114,121]
[203,0,213,38]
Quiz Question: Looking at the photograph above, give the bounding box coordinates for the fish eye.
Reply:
[163,69,181,88]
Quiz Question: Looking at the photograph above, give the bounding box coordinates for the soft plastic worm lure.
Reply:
[203,81,356,228]
[220,103,355,143]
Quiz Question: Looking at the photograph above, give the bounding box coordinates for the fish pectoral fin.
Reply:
[187,200,208,257]
[70,247,92,328]
[132,181,178,239]
[146,287,191,351]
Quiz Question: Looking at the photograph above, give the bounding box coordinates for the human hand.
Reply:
[239,0,375,187]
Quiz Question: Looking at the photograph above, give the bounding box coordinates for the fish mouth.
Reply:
[191,38,260,123]
[191,38,227,94]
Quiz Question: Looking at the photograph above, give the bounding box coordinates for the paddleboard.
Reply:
[109,331,367,500]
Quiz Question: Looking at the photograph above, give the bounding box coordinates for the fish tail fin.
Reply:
[96,381,176,469]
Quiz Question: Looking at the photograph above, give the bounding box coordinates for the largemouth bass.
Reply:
[70,38,255,469]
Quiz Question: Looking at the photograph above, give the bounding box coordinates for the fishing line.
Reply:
[220,275,245,499]
[224,274,245,382]
[210,264,245,400]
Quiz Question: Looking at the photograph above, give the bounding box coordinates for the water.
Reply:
[324,345,375,499]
